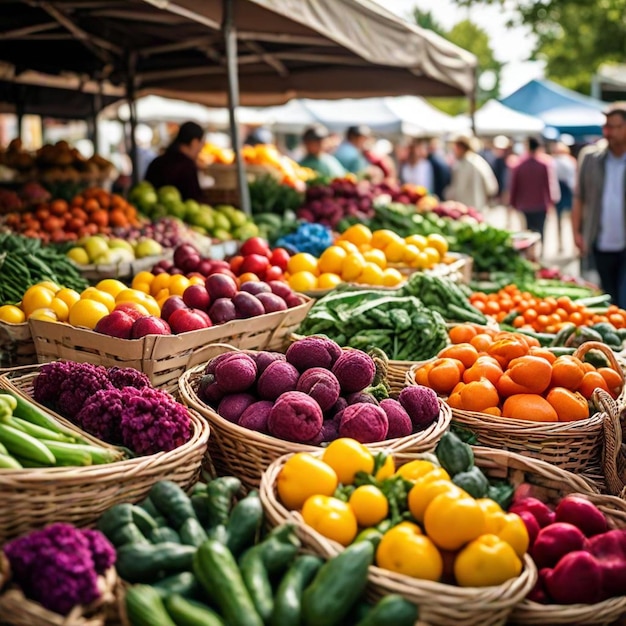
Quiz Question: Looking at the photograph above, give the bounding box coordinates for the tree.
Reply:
[411,11,502,115]
[447,0,626,94]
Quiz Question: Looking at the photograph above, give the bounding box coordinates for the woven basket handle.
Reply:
[593,387,626,496]
[574,341,625,384]
[185,343,240,370]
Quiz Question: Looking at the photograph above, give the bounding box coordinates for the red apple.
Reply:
[210,267,238,282]
[256,292,288,313]
[131,315,172,338]
[264,265,284,282]
[173,243,200,268]
[197,259,213,276]
[211,260,231,271]
[183,284,211,311]
[94,310,135,339]
[209,298,237,324]
[160,295,188,322]
[169,308,210,333]
[270,247,290,271]
[206,273,238,300]
[114,302,150,320]
[193,309,213,326]
[239,281,271,295]
[240,236,270,257]
[240,254,270,277]
[268,280,293,300]
[229,255,244,275]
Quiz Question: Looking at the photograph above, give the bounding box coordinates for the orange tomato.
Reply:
[550,355,586,391]
[596,367,623,399]
[501,394,558,422]
[427,358,464,395]
[438,343,479,368]
[463,355,503,386]
[578,371,610,399]
[448,324,478,344]
[458,378,500,413]
[546,387,589,421]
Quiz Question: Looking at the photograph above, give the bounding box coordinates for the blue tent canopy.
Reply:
[500,79,607,136]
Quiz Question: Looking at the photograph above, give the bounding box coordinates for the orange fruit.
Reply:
[463,355,503,386]
[459,378,500,412]
[528,346,557,364]
[438,343,479,368]
[471,333,495,352]
[501,394,558,422]
[550,355,586,390]
[414,361,434,387]
[449,324,478,344]
[487,338,529,368]
[596,367,623,399]
[505,355,553,394]
[427,358,464,395]
[546,387,590,422]
[578,371,610,399]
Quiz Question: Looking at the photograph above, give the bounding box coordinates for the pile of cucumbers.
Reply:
[99,478,418,626]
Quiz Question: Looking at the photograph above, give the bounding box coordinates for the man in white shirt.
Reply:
[572,102,626,307]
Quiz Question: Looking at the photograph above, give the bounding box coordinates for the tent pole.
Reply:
[469,67,477,135]
[126,52,139,187]
[91,90,102,154]
[223,0,251,215]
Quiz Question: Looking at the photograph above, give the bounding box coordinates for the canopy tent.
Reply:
[263,96,459,136]
[0,0,476,210]
[592,63,626,102]
[455,99,545,137]
[500,79,607,136]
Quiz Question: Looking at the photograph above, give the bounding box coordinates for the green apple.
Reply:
[233,222,259,240]
[185,199,200,213]
[134,238,163,259]
[158,185,182,205]
[84,236,111,263]
[168,202,188,220]
[228,209,248,228]
[212,228,232,241]
[213,212,231,232]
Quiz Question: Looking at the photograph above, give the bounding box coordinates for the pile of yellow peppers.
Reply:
[276,437,528,588]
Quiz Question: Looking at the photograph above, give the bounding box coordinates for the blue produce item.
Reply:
[276,222,333,256]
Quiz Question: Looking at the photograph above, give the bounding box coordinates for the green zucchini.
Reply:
[193,539,263,626]
[138,496,160,519]
[435,431,474,476]
[355,595,418,626]
[258,525,301,574]
[116,542,196,583]
[206,476,242,527]
[270,554,324,626]
[107,522,148,548]
[131,505,158,536]
[302,541,374,626]
[179,517,209,547]
[239,546,274,622]
[164,594,226,626]
[225,490,264,557]
[150,526,181,544]
[97,503,133,539]
[152,572,199,599]
[125,584,177,626]
[150,480,197,530]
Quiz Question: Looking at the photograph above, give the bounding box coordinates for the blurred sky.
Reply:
[384,0,545,96]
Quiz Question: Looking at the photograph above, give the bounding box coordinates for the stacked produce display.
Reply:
[1,167,626,626]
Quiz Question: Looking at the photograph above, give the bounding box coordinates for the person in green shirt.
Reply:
[298,125,346,178]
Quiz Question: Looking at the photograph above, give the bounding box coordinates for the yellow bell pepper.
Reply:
[484,511,529,558]
[424,492,486,551]
[277,453,338,510]
[476,498,503,516]
[396,459,437,481]
[301,495,358,546]
[374,454,395,480]
[408,478,465,523]
[454,534,523,587]
[376,522,443,581]
[322,438,374,484]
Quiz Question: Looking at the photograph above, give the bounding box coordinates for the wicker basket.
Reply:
[261,446,605,625]
[0,553,118,626]
[406,342,625,491]
[0,367,210,542]
[28,297,313,391]
[178,343,451,491]
[0,321,36,368]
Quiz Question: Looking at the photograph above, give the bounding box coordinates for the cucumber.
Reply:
[164,594,226,626]
[179,517,209,547]
[150,526,181,544]
[152,572,199,599]
[107,522,149,548]
[302,541,374,626]
[225,490,264,557]
[355,595,418,626]
[125,585,177,626]
[131,505,158,537]
[116,542,196,583]
[138,497,160,519]
[150,480,197,529]
[240,546,274,622]
[271,554,324,626]
[97,503,133,539]
[193,539,263,626]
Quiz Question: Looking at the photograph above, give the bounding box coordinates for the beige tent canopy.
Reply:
[144,0,477,105]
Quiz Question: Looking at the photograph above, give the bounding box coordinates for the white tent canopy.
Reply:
[455,100,545,137]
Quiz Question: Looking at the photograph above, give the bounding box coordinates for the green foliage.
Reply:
[446,0,626,95]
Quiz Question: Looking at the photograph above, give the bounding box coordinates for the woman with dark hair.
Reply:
[144,121,205,200]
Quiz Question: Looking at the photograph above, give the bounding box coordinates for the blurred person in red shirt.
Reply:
[509,136,561,254]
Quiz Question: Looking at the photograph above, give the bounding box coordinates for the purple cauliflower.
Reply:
[75,388,125,444]
[57,362,113,418]
[119,387,191,455]
[33,361,73,404]
[80,528,116,574]
[3,523,112,615]
[107,367,151,390]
